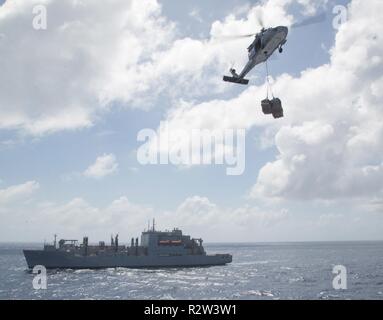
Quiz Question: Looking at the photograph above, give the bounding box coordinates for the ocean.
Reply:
[0,242,382,300]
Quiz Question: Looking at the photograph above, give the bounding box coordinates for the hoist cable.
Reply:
[265,60,275,99]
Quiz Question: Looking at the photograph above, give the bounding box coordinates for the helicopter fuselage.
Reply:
[223,26,288,85]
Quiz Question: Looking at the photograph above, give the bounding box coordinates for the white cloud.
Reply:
[365,196,383,214]
[84,153,118,179]
[1,0,381,241]
[1,191,382,242]
[0,195,154,241]
[296,0,328,16]
[0,0,175,135]
[317,213,345,227]
[143,0,332,167]
[0,192,290,241]
[38,196,152,233]
[154,0,383,204]
[0,0,329,136]
[251,0,383,201]
[0,180,40,204]
[165,196,289,237]
[189,8,203,23]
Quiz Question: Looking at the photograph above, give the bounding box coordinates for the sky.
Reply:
[0,0,382,243]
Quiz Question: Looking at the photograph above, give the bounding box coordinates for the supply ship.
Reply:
[23,222,232,269]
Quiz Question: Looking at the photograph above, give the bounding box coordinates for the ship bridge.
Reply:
[140,226,205,256]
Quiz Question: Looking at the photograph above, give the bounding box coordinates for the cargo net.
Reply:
[262,60,284,119]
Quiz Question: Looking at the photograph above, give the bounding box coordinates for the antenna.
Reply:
[152,218,155,232]
[54,234,57,248]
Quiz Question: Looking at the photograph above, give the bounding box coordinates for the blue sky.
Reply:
[1,0,382,242]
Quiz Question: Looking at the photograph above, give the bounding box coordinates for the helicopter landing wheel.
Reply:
[279,46,283,53]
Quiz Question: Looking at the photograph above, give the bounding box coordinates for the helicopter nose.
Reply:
[279,26,289,36]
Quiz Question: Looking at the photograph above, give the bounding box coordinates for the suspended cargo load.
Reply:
[261,98,284,119]
[261,99,272,114]
[271,97,283,119]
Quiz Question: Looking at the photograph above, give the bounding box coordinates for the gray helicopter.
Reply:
[222,12,326,85]
[223,26,288,85]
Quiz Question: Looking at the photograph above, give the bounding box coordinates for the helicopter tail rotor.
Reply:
[229,68,239,78]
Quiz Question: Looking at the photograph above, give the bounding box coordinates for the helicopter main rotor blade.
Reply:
[213,33,256,42]
[256,10,264,29]
[291,11,327,29]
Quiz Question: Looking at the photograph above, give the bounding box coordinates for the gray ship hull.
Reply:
[23,250,232,269]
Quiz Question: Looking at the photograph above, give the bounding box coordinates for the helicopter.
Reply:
[221,11,327,85]
[223,26,288,85]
